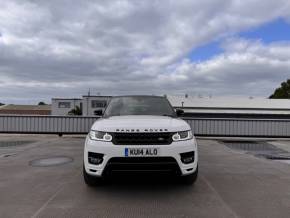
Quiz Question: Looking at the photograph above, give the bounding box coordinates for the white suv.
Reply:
[83,96,198,185]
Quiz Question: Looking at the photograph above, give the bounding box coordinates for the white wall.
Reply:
[82,96,112,116]
[51,99,82,115]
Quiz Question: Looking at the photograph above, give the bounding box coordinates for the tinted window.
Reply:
[58,102,71,108]
[91,100,107,108]
[104,96,175,117]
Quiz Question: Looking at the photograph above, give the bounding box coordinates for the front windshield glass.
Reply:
[104,96,176,117]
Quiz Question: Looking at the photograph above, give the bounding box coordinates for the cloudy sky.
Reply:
[1,0,290,104]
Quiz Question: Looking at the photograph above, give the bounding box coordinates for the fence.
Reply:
[0,115,290,137]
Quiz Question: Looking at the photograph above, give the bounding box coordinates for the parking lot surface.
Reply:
[1,135,290,218]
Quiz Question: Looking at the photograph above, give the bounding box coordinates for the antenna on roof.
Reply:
[88,89,91,97]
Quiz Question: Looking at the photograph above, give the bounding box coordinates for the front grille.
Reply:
[103,157,181,176]
[112,132,173,145]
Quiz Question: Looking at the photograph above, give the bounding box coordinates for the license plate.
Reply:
[124,148,159,157]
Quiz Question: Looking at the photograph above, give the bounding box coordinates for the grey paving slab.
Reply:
[0,135,290,218]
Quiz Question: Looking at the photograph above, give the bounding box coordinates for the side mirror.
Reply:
[94,109,103,116]
[176,109,184,117]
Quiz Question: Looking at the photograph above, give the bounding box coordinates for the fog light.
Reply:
[180,151,195,164]
[88,152,104,165]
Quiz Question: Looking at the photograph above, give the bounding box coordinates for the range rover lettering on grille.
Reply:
[116,128,168,132]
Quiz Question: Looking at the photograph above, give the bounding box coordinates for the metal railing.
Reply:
[0,115,290,137]
[185,117,290,137]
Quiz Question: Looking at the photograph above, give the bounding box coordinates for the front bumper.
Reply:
[84,135,198,177]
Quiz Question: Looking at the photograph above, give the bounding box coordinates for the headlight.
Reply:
[172,130,193,141]
[89,130,112,142]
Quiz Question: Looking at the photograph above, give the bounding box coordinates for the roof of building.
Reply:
[52,98,82,101]
[82,95,112,98]
[0,104,51,111]
[167,95,290,111]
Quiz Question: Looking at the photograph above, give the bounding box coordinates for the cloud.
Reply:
[164,38,290,96]
[0,0,290,103]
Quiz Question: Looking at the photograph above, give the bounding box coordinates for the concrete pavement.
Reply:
[0,135,290,218]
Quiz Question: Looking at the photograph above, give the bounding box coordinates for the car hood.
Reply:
[91,115,191,133]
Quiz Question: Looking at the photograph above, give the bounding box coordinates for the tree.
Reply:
[68,105,82,116]
[269,79,290,99]
[38,102,47,105]
[0,102,4,106]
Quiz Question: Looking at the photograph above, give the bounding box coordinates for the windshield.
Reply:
[103,96,176,117]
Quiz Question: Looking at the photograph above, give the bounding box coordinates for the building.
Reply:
[0,104,51,115]
[82,95,112,116]
[52,96,111,116]
[51,95,290,118]
[51,98,82,116]
[167,95,290,118]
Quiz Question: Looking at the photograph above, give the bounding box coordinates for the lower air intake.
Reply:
[103,157,181,176]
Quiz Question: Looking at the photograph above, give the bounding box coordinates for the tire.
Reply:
[83,166,105,186]
[179,166,198,185]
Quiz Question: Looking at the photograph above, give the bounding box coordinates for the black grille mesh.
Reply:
[112,132,173,145]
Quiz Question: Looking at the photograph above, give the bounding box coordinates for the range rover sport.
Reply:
[83,95,198,185]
